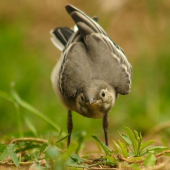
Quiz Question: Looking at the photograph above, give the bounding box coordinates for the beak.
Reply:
[86,98,96,105]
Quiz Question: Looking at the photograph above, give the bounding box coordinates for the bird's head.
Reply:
[76,80,117,118]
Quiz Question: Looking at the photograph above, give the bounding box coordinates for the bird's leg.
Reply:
[103,112,109,146]
[67,110,73,147]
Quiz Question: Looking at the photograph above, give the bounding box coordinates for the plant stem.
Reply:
[14,103,23,137]
[11,89,66,135]
[0,90,24,137]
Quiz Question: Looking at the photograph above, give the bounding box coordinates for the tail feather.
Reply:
[50,5,100,52]
[51,27,73,51]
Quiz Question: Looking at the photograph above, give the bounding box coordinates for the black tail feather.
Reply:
[53,27,74,46]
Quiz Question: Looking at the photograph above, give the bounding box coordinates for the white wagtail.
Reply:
[50,5,132,146]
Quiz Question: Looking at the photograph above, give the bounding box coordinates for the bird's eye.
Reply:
[102,91,105,97]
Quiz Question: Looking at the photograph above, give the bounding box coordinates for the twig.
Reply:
[90,168,117,170]
[141,159,170,170]
[117,154,144,163]
[155,150,170,158]
[82,158,93,164]
[118,150,170,164]
[0,161,34,166]
[10,137,48,144]
[0,159,47,167]
[10,137,66,152]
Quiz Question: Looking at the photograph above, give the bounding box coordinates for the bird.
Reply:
[50,5,132,147]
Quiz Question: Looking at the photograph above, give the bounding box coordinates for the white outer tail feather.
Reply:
[50,30,65,51]
[50,26,77,52]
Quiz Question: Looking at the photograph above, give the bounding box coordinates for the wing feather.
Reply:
[59,42,91,99]
[84,34,132,94]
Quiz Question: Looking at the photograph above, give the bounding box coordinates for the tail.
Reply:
[65,5,125,54]
[50,27,74,51]
[50,6,99,52]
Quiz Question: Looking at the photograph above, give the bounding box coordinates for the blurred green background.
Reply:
[0,0,170,143]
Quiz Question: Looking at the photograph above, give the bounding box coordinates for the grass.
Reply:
[0,0,170,136]
[0,122,169,169]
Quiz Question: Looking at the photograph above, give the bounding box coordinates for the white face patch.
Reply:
[75,87,116,118]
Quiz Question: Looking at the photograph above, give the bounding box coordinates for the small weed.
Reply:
[0,132,85,169]
[67,127,170,169]
[0,126,169,170]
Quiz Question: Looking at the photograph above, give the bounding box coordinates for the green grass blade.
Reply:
[65,143,78,158]
[105,155,117,166]
[147,146,168,154]
[56,134,70,144]
[134,130,142,156]
[40,143,48,154]
[140,140,155,151]
[7,144,20,167]
[24,117,38,136]
[57,128,63,141]
[67,155,88,168]
[92,136,111,156]
[0,147,8,161]
[124,127,138,155]
[70,153,83,163]
[118,131,132,145]
[134,130,139,140]
[11,89,65,135]
[118,140,129,158]
[0,90,14,102]
[113,140,122,153]
[0,144,6,153]
[75,131,86,154]
[144,153,156,167]
[0,90,23,136]
[14,102,23,137]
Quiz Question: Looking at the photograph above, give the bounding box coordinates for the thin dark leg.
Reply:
[103,113,109,146]
[67,110,73,147]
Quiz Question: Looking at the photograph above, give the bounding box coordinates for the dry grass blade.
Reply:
[10,138,48,144]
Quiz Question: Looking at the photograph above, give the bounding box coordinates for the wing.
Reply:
[65,5,132,95]
[59,42,92,99]
[65,5,125,54]
[85,33,132,94]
